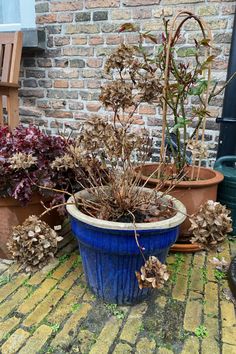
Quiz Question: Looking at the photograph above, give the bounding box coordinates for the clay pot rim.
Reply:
[135,164,224,189]
[0,193,49,207]
[170,243,204,252]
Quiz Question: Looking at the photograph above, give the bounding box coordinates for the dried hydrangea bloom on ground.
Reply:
[136,256,170,289]
[7,215,63,273]
[189,200,232,248]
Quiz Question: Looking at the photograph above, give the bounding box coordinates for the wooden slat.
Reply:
[0,96,3,126]
[0,82,19,88]
[0,87,10,96]
[0,33,15,45]
[0,45,3,70]
[9,32,23,83]
[2,44,12,82]
[7,89,19,130]
[0,31,22,130]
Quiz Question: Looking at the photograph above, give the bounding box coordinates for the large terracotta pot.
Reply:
[136,164,224,252]
[0,193,62,259]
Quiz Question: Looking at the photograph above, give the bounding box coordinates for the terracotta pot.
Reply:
[0,193,62,259]
[136,164,224,252]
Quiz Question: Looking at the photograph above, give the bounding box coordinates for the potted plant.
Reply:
[64,116,186,305]
[116,12,235,251]
[0,124,78,258]
[51,39,187,304]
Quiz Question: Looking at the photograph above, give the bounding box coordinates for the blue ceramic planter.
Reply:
[67,189,186,305]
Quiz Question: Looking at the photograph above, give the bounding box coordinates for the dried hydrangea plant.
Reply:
[189,200,232,248]
[7,215,63,273]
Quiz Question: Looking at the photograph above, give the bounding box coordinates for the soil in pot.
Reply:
[135,164,224,252]
[0,193,62,259]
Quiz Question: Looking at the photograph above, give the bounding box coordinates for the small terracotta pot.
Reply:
[0,193,62,259]
[135,164,224,252]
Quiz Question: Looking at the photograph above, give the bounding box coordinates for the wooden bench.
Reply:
[0,32,23,130]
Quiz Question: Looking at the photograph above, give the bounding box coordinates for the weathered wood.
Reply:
[0,96,3,126]
[9,32,23,84]
[8,89,19,130]
[2,44,12,82]
[0,32,23,130]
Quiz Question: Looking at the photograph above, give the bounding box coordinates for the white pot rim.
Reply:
[66,187,186,231]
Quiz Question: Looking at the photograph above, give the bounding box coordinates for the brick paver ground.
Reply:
[0,225,236,354]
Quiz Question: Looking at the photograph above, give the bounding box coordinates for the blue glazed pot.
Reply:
[67,188,186,305]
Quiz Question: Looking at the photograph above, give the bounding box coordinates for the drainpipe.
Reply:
[216,9,236,158]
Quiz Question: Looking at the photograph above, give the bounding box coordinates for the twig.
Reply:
[35,184,73,197]
[127,210,146,263]
[40,202,76,218]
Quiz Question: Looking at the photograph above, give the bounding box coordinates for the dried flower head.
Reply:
[104,44,135,73]
[189,200,232,248]
[100,81,134,111]
[137,76,162,103]
[51,153,74,171]
[8,152,37,170]
[135,256,170,289]
[68,144,83,159]
[78,116,111,154]
[186,140,208,159]
[7,215,63,273]
[77,116,151,165]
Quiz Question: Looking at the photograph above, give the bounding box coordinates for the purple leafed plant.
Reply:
[0,125,76,205]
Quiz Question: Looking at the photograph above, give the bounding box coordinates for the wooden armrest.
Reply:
[0,82,19,88]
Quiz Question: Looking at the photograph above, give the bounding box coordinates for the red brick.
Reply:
[106,34,124,45]
[89,36,104,45]
[72,36,88,45]
[37,100,51,109]
[37,59,52,68]
[212,59,229,70]
[68,101,84,110]
[54,36,70,46]
[65,24,99,34]
[87,58,103,68]
[36,14,57,24]
[120,115,144,125]
[50,1,83,12]
[87,80,101,89]
[86,0,120,8]
[139,105,156,115]
[50,121,63,129]
[51,101,67,109]
[125,34,140,44]
[45,110,73,119]
[70,80,85,88]
[133,8,152,18]
[48,69,79,79]
[124,0,160,5]
[82,69,101,78]
[222,4,235,15]
[86,103,102,112]
[111,9,131,20]
[63,47,93,56]
[57,14,73,23]
[54,80,69,88]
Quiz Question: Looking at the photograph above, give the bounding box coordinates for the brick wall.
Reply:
[20,0,235,165]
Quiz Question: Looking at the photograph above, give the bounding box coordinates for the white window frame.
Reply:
[0,0,36,32]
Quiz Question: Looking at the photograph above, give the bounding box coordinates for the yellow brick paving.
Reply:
[0,239,235,354]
